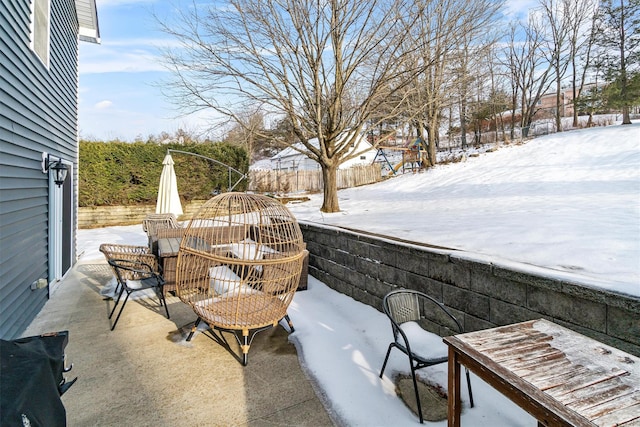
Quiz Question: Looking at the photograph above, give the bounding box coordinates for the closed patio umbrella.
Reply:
[156,154,183,216]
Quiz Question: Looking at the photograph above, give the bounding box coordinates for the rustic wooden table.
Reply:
[444,319,640,427]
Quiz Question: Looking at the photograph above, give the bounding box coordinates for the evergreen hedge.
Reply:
[79,141,249,207]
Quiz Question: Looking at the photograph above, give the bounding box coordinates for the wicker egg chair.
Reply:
[175,192,306,365]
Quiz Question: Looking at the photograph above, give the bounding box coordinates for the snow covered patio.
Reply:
[21,123,640,426]
[23,237,539,426]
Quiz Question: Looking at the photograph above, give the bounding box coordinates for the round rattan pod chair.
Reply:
[175,192,306,365]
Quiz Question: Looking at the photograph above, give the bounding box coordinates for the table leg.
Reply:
[161,256,177,295]
[448,347,462,427]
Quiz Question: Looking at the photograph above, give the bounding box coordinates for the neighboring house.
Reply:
[536,83,599,119]
[270,132,377,171]
[0,0,100,338]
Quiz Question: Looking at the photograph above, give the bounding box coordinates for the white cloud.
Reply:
[95,100,113,109]
[79,49,166,74]
[502,0,538,20]
[79,36,178,74]
[97,0,157,7]
[79,102,222,141]
[100,38,183,49]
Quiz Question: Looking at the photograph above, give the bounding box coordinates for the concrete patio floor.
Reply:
[23,259,335,426]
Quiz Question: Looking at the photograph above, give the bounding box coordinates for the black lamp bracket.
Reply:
[41,152,69,187]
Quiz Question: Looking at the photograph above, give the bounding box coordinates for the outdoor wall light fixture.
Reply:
[41,153,69,187]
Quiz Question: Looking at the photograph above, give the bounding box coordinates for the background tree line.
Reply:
[155,0,638,212]
[79,139,248,207]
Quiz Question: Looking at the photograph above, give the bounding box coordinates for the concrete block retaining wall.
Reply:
[299,222,640,357]
[78,200,206,228]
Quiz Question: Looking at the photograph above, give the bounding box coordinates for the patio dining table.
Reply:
[444,319,640,427]
[157,236,219,294]
[157,237,182,294]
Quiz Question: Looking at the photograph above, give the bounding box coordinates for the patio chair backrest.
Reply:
[106,258,169,330]
[385,291,422,324]
[99,243,160,281]
[142,213,182,254]
[142,213,179,230]
[383,289,464,337]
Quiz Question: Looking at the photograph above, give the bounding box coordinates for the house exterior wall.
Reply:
[340,146,377,169]
[537,90,574,119]
[271,135,377,171]
[273,156,320,171]
[536,84,599,120]
[0,0,80,338]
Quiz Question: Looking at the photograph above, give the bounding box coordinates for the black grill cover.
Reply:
[1,331,73,427]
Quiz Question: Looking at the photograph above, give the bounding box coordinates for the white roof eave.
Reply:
[75,0,100,44]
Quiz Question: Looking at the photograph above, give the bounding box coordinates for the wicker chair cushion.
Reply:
[228,239,277,261]
[209,265,248,295]
[193,293,287,328]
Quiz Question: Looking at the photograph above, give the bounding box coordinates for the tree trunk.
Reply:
[497,111,506,142]
[460,99,468,149]
[572,56,579,128]
[555,77,563,132]
[426,123,437,167]
[320,164,340,213]
[619,0,631,125]
[415,123,432,167]
[474,125,482,146]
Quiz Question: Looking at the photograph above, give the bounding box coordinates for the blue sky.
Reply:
[78,0,211,141]
[78,0,534,142]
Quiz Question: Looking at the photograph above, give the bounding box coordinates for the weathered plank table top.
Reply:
[444,319,640,426]
[157,237,182,258]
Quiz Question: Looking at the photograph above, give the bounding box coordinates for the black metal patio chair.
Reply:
[379,289,474,423]
[107,258,170,330]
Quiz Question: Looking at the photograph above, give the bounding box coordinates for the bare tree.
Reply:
[455,32,501,148]
[566,0,599,128]
[405,0,503,166]
[485,46,511,142]
[224,110,266,162]
[455,33,473,150]
[156,0,436,212]
[539,0,572,132]
[504,17,554,134]
[502,24,521,140]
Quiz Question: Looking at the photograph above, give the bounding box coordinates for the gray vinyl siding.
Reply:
[0,0,79,339]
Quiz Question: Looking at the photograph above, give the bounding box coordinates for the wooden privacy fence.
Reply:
[248,164,382,193]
